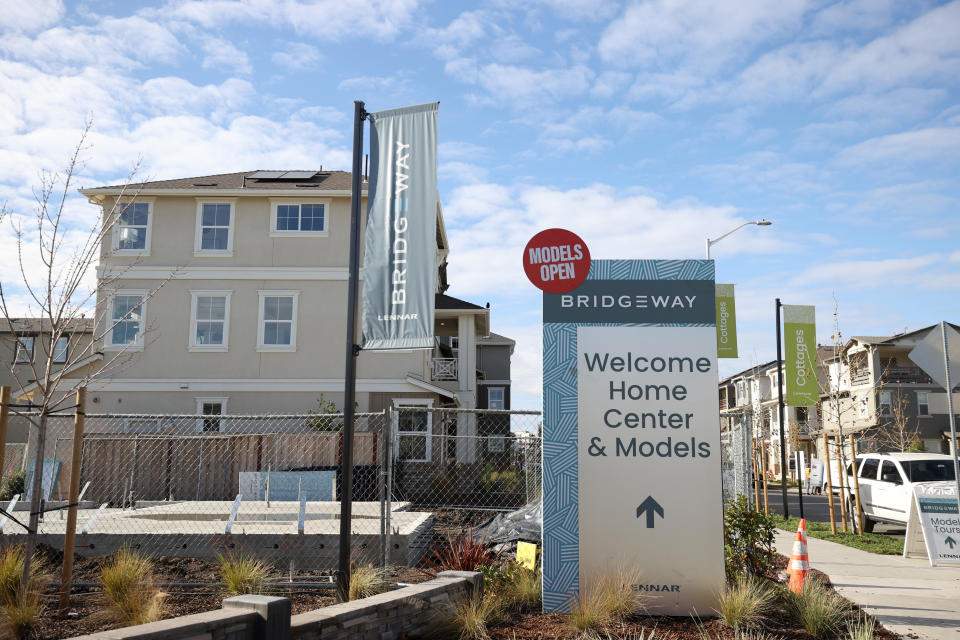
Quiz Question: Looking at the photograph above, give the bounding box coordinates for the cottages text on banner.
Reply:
[361,102,438,350]
[783,305,817,406]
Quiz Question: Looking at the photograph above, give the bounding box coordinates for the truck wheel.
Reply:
[862,516,875,533]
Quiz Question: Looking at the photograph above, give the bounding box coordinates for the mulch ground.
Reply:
[487,553,901,640]
[31,545,429,639]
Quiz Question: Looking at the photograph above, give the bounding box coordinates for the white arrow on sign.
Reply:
[908,323,960,391]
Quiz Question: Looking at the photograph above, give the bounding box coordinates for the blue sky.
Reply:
[2,0,959,410]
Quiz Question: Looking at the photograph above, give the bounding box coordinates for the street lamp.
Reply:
[705,219,772,259]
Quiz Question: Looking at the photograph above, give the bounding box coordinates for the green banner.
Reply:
[715,284,737,358]
[783,305,817,406]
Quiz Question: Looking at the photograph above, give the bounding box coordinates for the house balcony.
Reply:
[881,366,933,385]
[431,357,458,381]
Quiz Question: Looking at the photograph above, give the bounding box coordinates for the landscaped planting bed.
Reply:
[12,545,426,639]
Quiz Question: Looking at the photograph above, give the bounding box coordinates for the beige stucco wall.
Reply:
[99,194,366,268]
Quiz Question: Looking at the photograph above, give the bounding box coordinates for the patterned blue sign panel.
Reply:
[542,259,721,614]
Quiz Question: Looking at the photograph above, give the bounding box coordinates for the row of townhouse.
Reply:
[3,170,515,465]
[719,322,959,475]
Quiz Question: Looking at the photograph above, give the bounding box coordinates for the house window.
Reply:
[917,391,929,416]
[257,291,299,351]
[879,391,892,417]
[488,387,505,411]
[196,398,227,432]
[114,201,152,252]
[107,292,146,348]
[450,336,459,356]
[269,199,329,236]
[394,399,432,462]
[14,336,34,363]
[189,291,231,351]
[195,201,235,254]
[53,336,69,364]
[488,437,505,453]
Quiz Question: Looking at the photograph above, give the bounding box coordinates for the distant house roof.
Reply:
[80,171,356,194]
[435,294,485,311]
[479,332,515,346]
[850,336,894,345]
[720,359,778,384]
[0,318,94,333]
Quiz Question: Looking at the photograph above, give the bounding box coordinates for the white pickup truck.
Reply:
[842,452,957,532]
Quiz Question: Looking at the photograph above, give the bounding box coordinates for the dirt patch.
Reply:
[30,545,430,639]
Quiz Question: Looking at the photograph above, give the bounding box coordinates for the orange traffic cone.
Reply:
[788,519,809,594]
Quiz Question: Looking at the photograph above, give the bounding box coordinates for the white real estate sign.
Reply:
[577,326,724,614]
[541,259,724,615]
[903,482,960,566]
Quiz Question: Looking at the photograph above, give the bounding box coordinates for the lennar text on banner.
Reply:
[783,305,817,406]
[715,284,737,358]
[361,102,439,351]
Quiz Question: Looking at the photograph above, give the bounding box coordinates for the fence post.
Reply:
[379,409,387,570]
[384,408,393,566]
[0,386,10,480]
[59,386,86,612]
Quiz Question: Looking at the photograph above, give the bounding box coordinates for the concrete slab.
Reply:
[775,529,960,640]
[6,501,433,567]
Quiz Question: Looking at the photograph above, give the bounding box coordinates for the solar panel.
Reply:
[280,171,317,179]
[248,171,284,179]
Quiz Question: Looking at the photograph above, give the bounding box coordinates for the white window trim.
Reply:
[188,290,232,352]
[268,198,331,237]
[104,289,148,351]
[256,290,300,352]
[879,390,892,416]
[392,398,433,462]
[194,198,237,256]
[488,386,505,411]
[195,397,228,432]
[14,336,34,364]
[917,391,930,417]
[111,197,155,256]
[53,336,69,364]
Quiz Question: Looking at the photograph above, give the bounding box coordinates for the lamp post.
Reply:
[705,220,772,259]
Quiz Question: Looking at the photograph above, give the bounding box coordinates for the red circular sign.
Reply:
[523,228,591,294]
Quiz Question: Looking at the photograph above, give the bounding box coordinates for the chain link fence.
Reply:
[720,411,754,506]
[3,407,542,579]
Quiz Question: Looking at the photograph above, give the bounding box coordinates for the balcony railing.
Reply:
[431,357,458,381]
[881,366,933,384]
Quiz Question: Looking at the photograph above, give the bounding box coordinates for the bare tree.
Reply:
[867,392,924,453]
[0,122,167,590]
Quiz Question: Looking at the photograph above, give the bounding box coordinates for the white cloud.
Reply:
[0,15,184,72]
[201,36,252,74]
[270,42,322,70]
[337,74,409,94]
[2,0,65,33]
[160,0,422,41]
[598,0,810,71]
[451,62,595,107]
[837,128,960,166]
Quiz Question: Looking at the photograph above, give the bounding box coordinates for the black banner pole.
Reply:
[337,99,366,601]
[776,298,789,518]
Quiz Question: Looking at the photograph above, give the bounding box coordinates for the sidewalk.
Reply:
[774,530,960,640]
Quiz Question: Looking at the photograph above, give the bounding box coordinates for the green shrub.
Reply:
[568,568,644,633]
[783,580,846,639]
[492,563,541,613]
[349,564,387,601]
[715,574,776,630]
[0,472,25,502]
[450,592,502,640]
[0,545,47,640]
[216,552,274,596]
[99,547,165,626]
[723,495,776,580]
[845,613,875,640]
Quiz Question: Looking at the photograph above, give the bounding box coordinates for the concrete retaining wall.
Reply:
[68,572,481,640]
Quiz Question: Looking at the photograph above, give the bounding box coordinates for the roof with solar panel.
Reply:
[80,170,356,194]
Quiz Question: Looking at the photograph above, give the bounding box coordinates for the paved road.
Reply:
[775,530,960,640]
[763,491,906,538]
